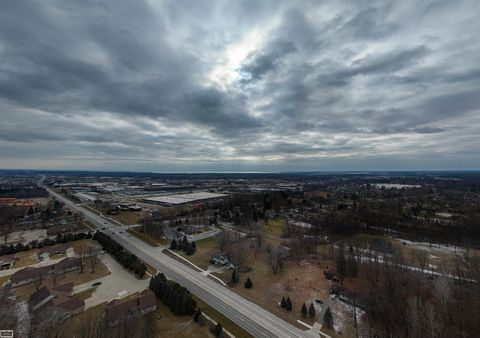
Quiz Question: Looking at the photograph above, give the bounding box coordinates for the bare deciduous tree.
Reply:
[88,245,102,273]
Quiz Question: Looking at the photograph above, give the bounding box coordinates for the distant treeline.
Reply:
[93,231,146,278]
[0,231,93,256]
[0,187,49,199]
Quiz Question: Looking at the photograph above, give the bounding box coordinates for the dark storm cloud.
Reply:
[239,40,297,84]
[0,0,479,170]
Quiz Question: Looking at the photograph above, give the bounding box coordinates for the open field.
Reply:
[0,274,11,286]
[13,249,38,267]
[224,252,331,327]
[262,217,287,237]
[346,233,468,273]
[70,238,102,252]
[127,228,163,246]
[110,211,141,225]
[172,234,336,329]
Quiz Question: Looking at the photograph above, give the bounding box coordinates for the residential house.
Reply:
[37,243,73,261]
[30,286,55,311]
[107,289,157,327]
[0,254,16,270]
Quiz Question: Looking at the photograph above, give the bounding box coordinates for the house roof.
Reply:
[51,282,74,294]
[11,266,49,283]
[138,290,156,310]
[107,290,156,324]
[0,254,15,263]
[38,243,71,255]
[30,286,54,309]
[56,298,85,312]
[53,257,81,272]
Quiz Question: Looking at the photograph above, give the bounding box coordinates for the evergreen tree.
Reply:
[281,296,286,308]
[170,239,177,250]
[324,307,333,328]
[185,243,195,255]
[231,269,239,285]
[193,308,201,322]
[301,303,307,317]
[309,303,316,318]
[211,323,223,337]
[244,277,253,289]
[336,247,347,283]
[286,297,292,311]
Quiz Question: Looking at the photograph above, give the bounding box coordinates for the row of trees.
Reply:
[300,302,316,318]
[0,231,93,256]
[170,236,196,255]
[280,296,293,311]
[359,252,480,337]
[93,232,146,277]
[149,273,196,316]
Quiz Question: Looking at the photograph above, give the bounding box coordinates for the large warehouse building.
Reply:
[142,192,228,206]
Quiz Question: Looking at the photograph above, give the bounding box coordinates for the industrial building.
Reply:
[142,192,228,206]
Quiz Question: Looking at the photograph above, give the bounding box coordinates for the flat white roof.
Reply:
[143,192,227,205]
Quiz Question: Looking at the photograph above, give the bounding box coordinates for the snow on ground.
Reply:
[332,300,367,337]
[397,239,465,255]
[4,229,48,245]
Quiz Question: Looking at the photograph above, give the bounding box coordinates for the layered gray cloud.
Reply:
[0,0,479,171]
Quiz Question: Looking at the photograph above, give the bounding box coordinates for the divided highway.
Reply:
[43,185,311,338]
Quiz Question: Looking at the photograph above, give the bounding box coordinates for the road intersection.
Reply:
[42,183,317,338]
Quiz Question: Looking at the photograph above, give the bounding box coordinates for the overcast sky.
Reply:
[0,0,479,172]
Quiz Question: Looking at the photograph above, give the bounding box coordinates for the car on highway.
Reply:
[92,281,102,287]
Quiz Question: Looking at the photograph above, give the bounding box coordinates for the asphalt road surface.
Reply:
[43,184,311,338]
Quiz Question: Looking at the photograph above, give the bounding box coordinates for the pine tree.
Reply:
[231,269,239,285]
[211,323,223,337]
[244,277,253,289]
[193,308,201,322]
[170,239,177,250]
[324,307,333,328]
[286,297,292,311]
[185,243,195,255]
[301,303,307,317]
[309,303,316,318]
[281,296,286,308]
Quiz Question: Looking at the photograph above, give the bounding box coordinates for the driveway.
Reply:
[73,253,149,309]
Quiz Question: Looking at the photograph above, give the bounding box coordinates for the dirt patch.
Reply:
[111,211,141,225]
[223,250,332,328]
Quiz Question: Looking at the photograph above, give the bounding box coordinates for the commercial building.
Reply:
[143,192,228,206]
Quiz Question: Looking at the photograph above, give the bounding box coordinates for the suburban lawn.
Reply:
[12,249,38,267]
[0,274,11,286]
[174,236,219,269]
[154,299,214,338]
[223,249,332,328]
[111,211,141,225]
[127,227,164,246]
[262,217,287,237]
